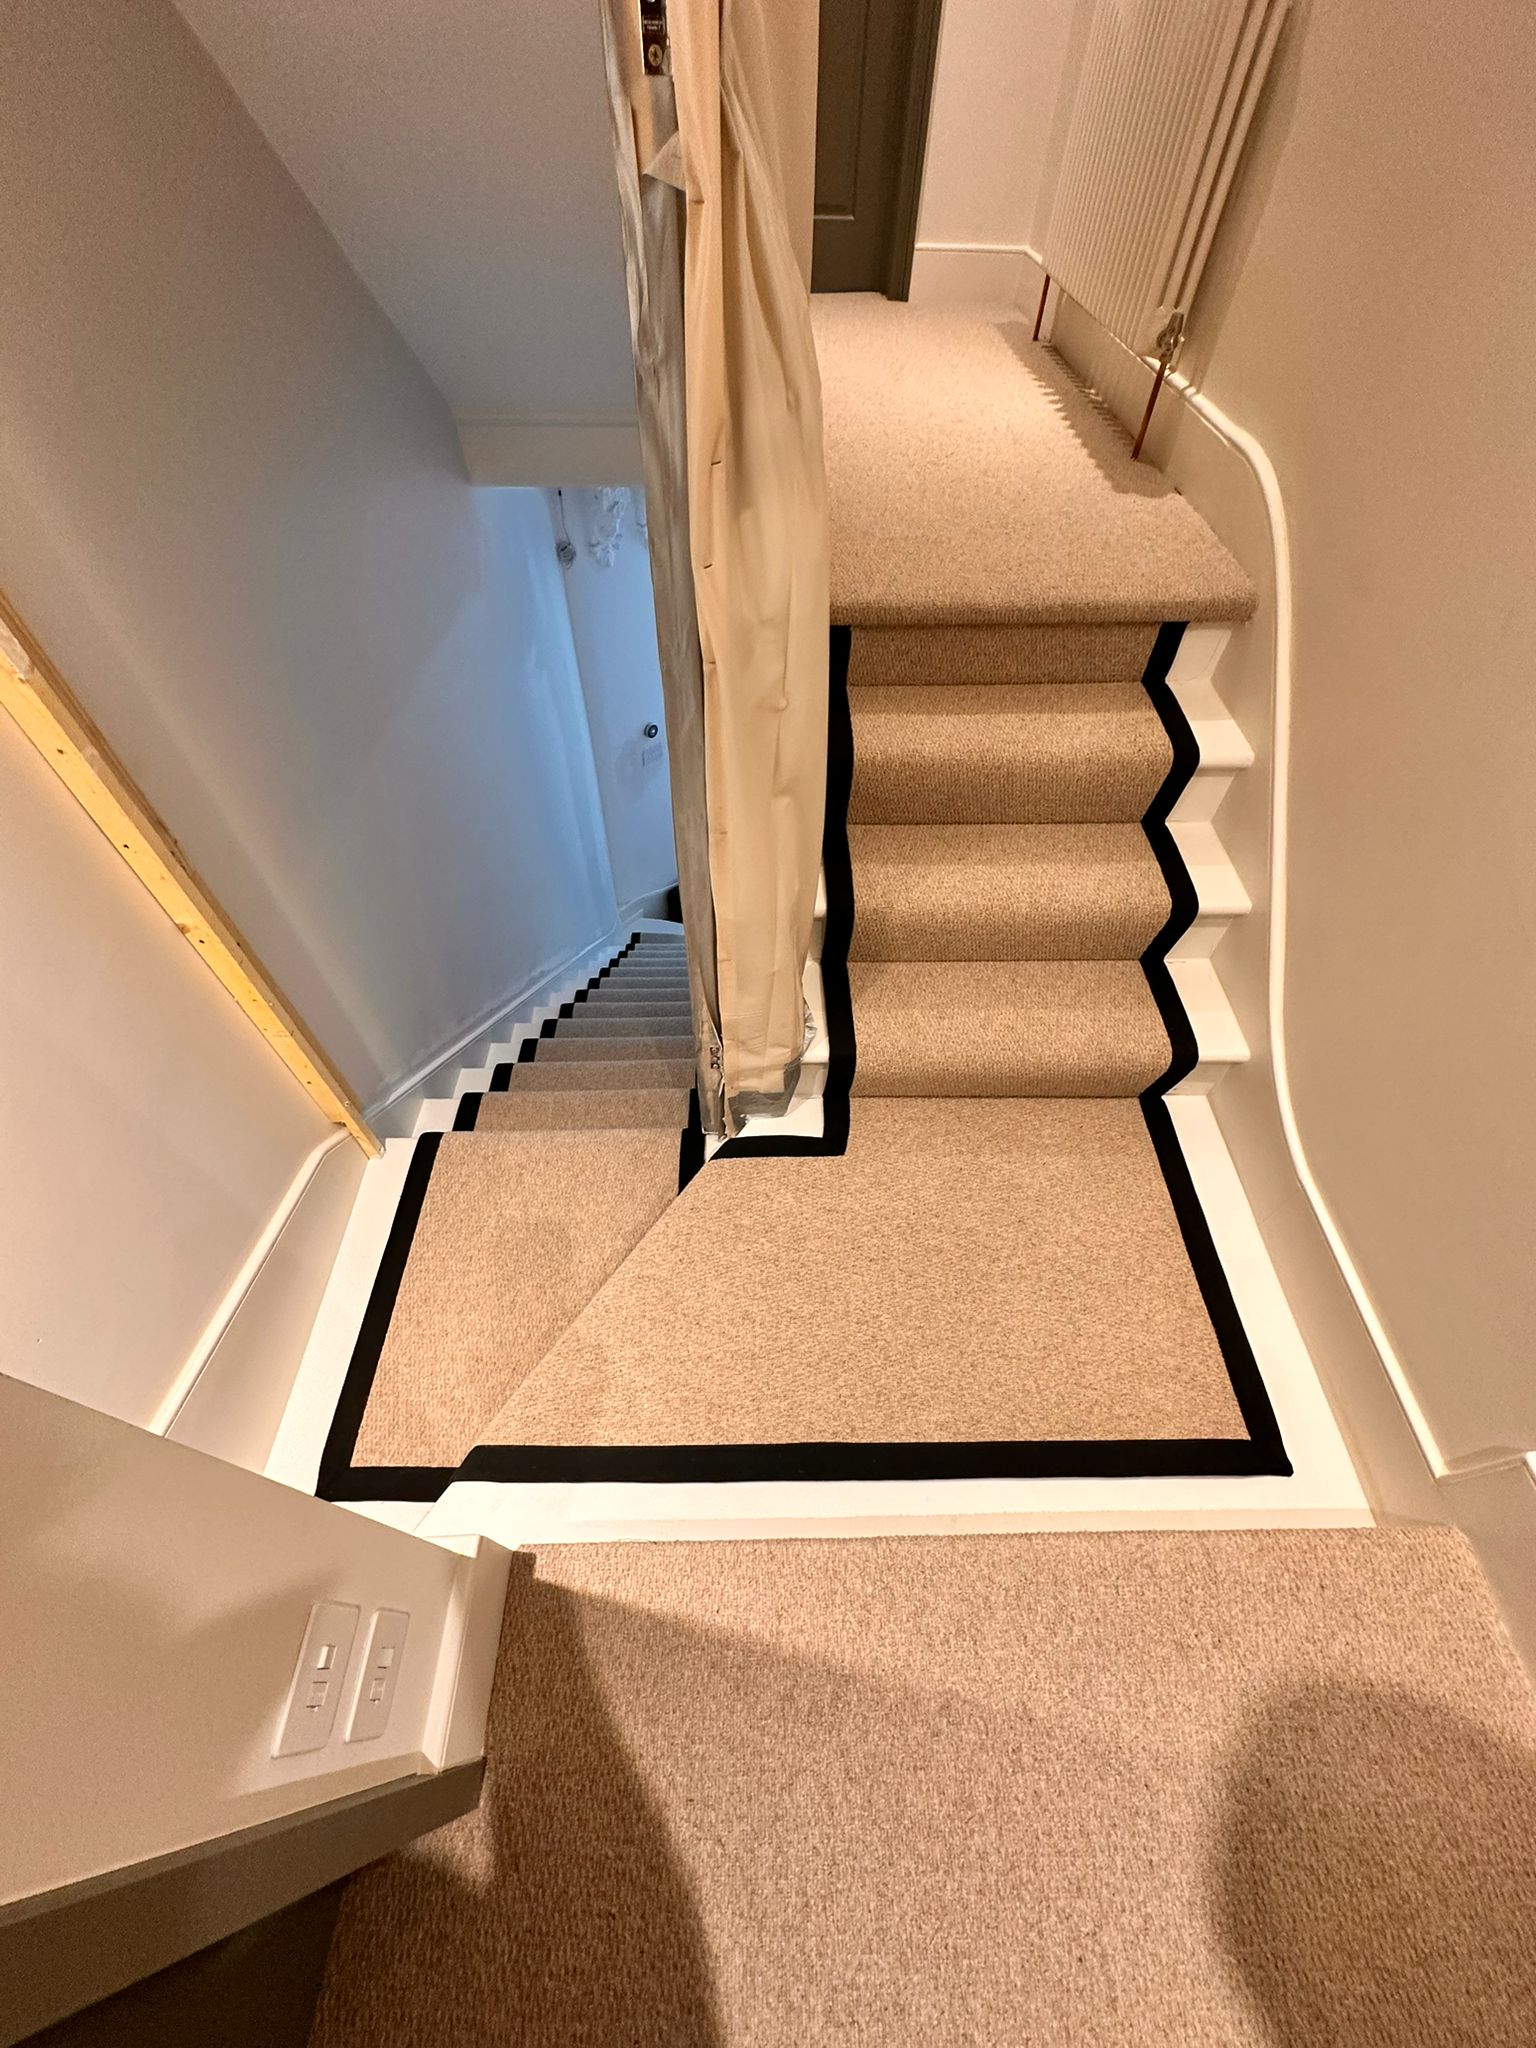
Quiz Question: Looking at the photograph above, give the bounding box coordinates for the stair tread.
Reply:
[849,683,1169,825]
[536,1035,693,1063]
[562,1015,695,1037]
[850,961,1169,1096]
[474,1088,691,1132]
[349,1128,681,1469]
[848,822,1168,961]
[482,1099,1247,1449]
[500,1058,696,1091]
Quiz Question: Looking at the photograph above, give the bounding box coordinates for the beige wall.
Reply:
[0,1377,462,1906]
[917,0,1077,252]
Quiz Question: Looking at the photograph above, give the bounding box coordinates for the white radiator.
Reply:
[1041,0,1289,360]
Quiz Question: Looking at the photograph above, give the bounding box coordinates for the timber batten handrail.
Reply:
[0,590,380,1155]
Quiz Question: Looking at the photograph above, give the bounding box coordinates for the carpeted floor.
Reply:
[812,296,1255,627]
[310,1528,1536,2048]
[474,1098,1254,1460]
[323,934,701,1484]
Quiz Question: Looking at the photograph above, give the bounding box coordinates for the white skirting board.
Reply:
[422,1534,515,1772]
[1438,1456,1536,1687]
[368,921,630,1142]
[908,243,1044,309]
[165,1137,367,1473]
[456,414,644,487]
[1042,286,1536,1680]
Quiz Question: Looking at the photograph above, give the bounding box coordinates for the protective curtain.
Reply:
[600,0,725,1133]
[602,0,829,1133]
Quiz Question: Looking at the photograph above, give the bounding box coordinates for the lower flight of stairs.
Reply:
[313,930,703,1501]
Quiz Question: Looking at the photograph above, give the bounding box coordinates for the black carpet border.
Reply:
[457,1436,1286,1485]
[710,624,856,1161]
[452,623,1290,1491]
[1136,622,1291,1476]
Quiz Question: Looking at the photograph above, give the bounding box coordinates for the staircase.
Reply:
[279,301,1365,1532]
[303,930,704,1503]
[294,299,1536,2046]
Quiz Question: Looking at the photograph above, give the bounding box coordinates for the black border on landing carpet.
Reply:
[705,624,857,1162]
[455,622,1291,1489]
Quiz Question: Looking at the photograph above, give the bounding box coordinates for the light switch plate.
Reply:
[345,1608,409,1743]
[274,1601,360,1758]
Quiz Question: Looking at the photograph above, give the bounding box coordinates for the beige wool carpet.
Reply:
[351,1128,684,1469]
[329,934,700,1482]
[812,296,1254,628]
[311,1529,1536,2048]
[477,1099,1247,1452]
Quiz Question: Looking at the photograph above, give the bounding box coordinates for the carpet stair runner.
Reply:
[311,304,1536,2044]
[318,932,701,1496]
[456,300,1288,1480]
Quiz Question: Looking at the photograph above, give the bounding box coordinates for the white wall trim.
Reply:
[152,1133,347,1433]
[456,414,643,487]
[367,920,628,1141]
[909,241,1045,308]
[421,1535,515,1772]
[158,1137,367,1473]
[1147,362,1451,1478]
[1437,1456,1536,1684]
[1046,299,1536,1655]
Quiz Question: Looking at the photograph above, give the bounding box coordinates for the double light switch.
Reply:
[272,1602,409,1756]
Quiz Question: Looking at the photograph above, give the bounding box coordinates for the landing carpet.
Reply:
[310,1529,1536,2048]
[812,295,1256,627]
[464,1098,1279,1480]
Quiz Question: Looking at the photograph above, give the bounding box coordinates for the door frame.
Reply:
[883,0,945,300]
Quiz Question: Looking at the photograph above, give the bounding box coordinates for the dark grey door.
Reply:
[812,0,941,297]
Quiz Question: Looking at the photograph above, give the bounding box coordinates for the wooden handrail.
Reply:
[0,591,380,1155]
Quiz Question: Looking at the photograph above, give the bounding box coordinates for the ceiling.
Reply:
[173,0,639,475]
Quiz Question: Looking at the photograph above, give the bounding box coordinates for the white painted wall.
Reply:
[552,491,679,916]
[1180,0,1536,1467]
[0,0,619,1119]
[171,0,637,433]
[910,0,1078,302]
[0,711,334,1429]
[0,1376,464,1906]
